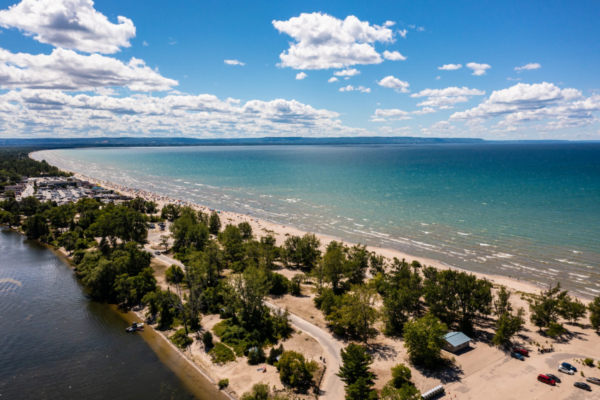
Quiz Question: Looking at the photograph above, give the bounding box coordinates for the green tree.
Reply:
[209,211,221,235]
[323,241,347,293]
[381,259,423,336]
[218,224,245,269]
[240,383,270,400]
[283,235,302,268]
[161,204,181,221]
[493,286,512,316]
[337,344,377,400]
[297,233,321,271]
[403,313,448,367]
[202,331,213,348]
[23,214,49,239]
[560,297,587,324]
[529,283,569,330]
[277,350,318,387]
[327,285,379,343]
[590,296,600,331]
[345,244,369,285]
[225,266,271,329]
[380,382,421,400]
[170,207,209,250]
[238,221,253,240]
[20,196,40,216]
[492,308,525,346]
[390,364,412,388]
[165,264,185,285]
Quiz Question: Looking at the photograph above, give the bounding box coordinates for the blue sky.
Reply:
[0,0,599,139]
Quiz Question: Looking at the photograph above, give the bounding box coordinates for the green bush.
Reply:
[247,346,266,365]
[170,328,193,349]
[269,272,290,296]
[390,363,412,388]
[218,378,229,389]
[290,275,303,296]
[277,350,318,388]
[267,344,284,365]
[209,343,236,364]
[202,331,213,349]
[583,358,595,367]
[546,322,567,337]
[165,264,185,285]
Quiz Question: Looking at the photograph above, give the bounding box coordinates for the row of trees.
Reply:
[0,148,70,191]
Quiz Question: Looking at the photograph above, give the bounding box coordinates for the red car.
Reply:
[514,348,529,357]
[538,374,556,386]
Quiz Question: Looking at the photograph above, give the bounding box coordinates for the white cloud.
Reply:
[377,76,409,93]
[272,12,395,69]
[435,76,441,80]
[143,41,148,47]
[412,107,437,115]
[224,59,245,66]
[374,109,409,117]
[339,85,370,92]
[383,50,406,61]
[296,72,307,80]
[94,87,117,96]
[515,63,541,72]
[438,64,462,71]
[450,82,595,127]
[328,77,338,83]
[466,62,491,76]
[334,68,360,77]
[0,90,367,137]
[408,24,415,29]
[417,96,469,107]
[417,27,425,31]
[398,29,407,38]
[411,87,485,97]
[0,47,178,91]
[0,0,135,54]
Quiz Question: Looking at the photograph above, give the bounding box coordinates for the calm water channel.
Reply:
[0,227,225,400]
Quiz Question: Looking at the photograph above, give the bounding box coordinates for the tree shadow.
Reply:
[367,342,398,362]
[413,359,464,384]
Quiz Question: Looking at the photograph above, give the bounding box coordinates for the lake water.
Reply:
[0,228,225,400]
[33,143,600,298]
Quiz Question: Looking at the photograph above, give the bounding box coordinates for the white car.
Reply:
[558,366,575,375]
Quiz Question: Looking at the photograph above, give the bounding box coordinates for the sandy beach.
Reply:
[55,167,600,400]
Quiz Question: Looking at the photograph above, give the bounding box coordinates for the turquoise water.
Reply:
[34,144,600,297]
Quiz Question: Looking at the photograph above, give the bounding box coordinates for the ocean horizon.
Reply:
[34,143,600,298]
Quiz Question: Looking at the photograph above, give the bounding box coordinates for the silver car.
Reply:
[558,365,575,375]
[587,377,600,386]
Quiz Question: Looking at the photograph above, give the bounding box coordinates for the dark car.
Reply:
[561,362,577,372]
[588,377,600,386]
[546,374,561,384]
[574,382,592,391]
[511,352,524,361]
[513,348,529,357]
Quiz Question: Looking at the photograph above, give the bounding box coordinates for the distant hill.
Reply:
[0,136,487,149]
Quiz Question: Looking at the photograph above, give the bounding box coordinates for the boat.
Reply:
[126,322,144,333]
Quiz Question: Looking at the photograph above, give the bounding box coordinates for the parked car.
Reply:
[558,365,575,375]
[537,374,556,386]
[546,374,561,384]
[511,352,524,361]
[154,251,161,255]
[574,382,592,391]
[513,348,529,357]
[587,377,600,386]
[561,362,577,372]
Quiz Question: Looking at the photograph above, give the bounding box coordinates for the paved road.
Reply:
[266,302,344,400]
[146,247,344,400]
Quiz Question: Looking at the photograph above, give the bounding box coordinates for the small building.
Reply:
[443,332,471,353]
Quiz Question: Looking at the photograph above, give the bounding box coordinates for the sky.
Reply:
[0,0,599,140]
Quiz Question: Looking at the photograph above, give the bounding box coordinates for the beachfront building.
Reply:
[443,332,471,353]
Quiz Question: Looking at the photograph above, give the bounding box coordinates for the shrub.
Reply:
[209,343,236,364]
[247,346,266,365]
[240,383,270,400]
[267,344,284,365]
[290,275,303,296]
[269,272,290,296]
[202,331,213,349]
[583,358,595,367]
[390,364,412,388]
[218,379,229,389]
[277,350,318,387]
[170,328,193,349]
[165,264,185,285]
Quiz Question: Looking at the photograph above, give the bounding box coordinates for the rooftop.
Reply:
[444,331,471,347]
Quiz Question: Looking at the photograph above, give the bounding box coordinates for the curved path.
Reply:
[266,302,344,400]
[144,246,345,399]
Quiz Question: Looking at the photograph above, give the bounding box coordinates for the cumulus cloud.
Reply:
[398,29,407,38]
[438,64,462,70]
[515,63,541,72]
[466,62,491,76]
[0,0,135,54]
[339,85,370,92]
[0,90,367,137]
[411,87,485,98]
[450,83,598,130]
[412,107,437,115]
[383,50,406,61]
[295,72,307,80]
[273,12,395,69]
[0,47,177,91]
[328,77,338,83]
[374,109,409,117]
[416,96,469,107]
[334,68,360,77]
[224,59,245,66]
[377,76,409,93]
